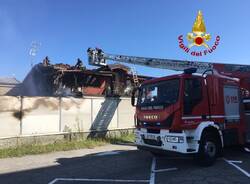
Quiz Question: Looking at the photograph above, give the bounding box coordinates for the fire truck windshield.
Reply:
[138,79,180,107]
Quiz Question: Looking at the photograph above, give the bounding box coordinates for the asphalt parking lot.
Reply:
[0,144,250,184]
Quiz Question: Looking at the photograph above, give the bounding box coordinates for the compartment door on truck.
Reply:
[223,86,240,122]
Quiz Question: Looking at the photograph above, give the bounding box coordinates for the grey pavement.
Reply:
[0,144,249,184]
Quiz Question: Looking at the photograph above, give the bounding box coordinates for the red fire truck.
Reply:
[88,48,250,166]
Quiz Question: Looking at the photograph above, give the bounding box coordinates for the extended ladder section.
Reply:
[130,67,140,87]
[87,48,250,76]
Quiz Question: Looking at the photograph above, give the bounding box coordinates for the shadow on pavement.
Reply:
[0,149,151,184]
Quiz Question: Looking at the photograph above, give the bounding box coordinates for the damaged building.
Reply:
[9,57,152,97]
[0,77,21,95]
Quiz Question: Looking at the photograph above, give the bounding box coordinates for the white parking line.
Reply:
[49,157,180,184]
[153,168,178,173]
[48,178,149,184]
[244,147,250,153]
[224,158,250,178]
[48,179,58,184]
[225,160,242,164]
[149,157,156,184]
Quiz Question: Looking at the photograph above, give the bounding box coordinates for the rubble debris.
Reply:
[12,57,152,97]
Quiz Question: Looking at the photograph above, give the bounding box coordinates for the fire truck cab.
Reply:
[133,68,250,166]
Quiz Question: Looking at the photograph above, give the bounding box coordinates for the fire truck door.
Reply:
[183,78,209,117]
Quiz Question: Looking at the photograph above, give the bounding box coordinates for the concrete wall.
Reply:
[0,96,21,137]
[0,96,135,139]
[118,99,135,129]
[21,97,60,135]
[61,97,92,132]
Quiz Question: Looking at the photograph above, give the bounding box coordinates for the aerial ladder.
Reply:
[87,47,250,76]
[130,67,140,87]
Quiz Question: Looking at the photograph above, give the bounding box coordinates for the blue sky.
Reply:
[0,0,250,80]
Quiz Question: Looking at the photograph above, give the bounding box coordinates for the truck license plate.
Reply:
[145,134,157,140]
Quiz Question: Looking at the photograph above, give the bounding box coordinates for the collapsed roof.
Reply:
[9,57,152,97]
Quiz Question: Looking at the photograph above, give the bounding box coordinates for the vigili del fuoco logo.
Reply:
[178,10,220,57]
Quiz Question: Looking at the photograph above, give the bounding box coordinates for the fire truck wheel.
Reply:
[196,132,219,167]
